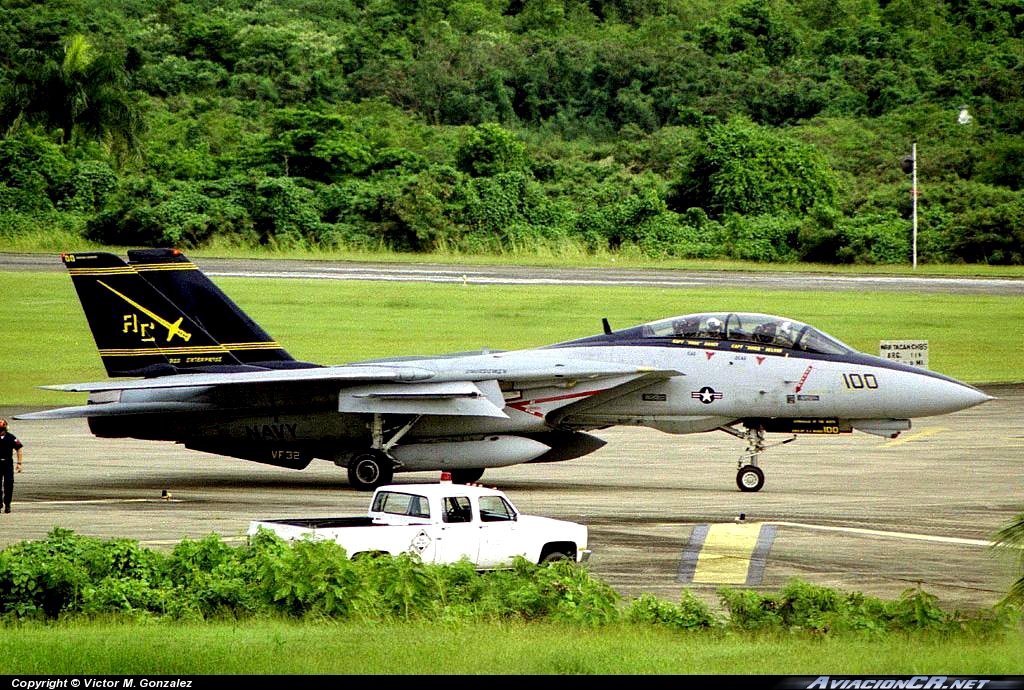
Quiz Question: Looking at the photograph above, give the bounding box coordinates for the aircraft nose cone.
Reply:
[903,375,995,417]
[944,381,993,413]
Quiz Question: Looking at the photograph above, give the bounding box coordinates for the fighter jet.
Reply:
[18,250,993,492]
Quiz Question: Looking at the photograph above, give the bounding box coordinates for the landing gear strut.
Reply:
[344,413,422,491]
[719,424,795,492]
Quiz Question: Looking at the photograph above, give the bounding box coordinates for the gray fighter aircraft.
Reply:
[18,250,993,491]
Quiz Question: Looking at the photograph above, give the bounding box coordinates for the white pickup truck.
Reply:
[247,480,591,568]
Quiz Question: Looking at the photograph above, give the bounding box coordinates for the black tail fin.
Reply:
[125,249,310,369]
[62,252,246,377]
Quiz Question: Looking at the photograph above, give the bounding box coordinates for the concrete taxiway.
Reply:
[3,252,1023,295]
[2,383,1020,611]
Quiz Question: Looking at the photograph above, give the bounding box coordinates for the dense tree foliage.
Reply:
[1,0,1021,263]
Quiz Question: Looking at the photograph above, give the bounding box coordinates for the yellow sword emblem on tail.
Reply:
[97,280,192,342]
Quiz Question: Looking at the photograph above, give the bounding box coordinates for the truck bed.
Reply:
[253,516,376,529]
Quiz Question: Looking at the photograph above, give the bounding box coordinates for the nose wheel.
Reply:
[736,464,765,492]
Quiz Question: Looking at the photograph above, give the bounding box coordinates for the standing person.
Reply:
[0,418,24,514]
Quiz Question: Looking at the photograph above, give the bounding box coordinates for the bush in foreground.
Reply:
[0,529,1018,637]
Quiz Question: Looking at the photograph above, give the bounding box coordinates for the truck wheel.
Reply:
[347,451,393,491]
[539,544,575,564]
[450,468,485,484]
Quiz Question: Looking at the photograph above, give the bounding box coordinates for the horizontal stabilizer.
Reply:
[40,364,438,393]
[16,402,218,420]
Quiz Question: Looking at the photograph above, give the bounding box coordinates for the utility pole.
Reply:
[911,142,917,270]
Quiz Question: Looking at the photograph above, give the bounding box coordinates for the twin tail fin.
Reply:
[62,250,312,377]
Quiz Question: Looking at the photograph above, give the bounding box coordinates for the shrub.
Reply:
[724,213,802,262]
[0,130,74,213]
[674,118,839,220]
[456,123,528,177]
[627,592,719,630]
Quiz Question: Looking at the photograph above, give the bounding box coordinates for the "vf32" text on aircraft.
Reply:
[18,250,993,491]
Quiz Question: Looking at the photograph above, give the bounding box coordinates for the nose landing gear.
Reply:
[719,424,796,492]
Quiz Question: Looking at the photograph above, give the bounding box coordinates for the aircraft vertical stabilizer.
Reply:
[62,252,244,377]
[126,248,308,369]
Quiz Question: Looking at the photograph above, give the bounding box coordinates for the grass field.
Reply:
[3,270,1022,407]
[2,620,1023,675]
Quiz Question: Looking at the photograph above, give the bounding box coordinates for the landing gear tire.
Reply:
[449,468,485,484]
[347,451,394,491]
[736,465,765,492]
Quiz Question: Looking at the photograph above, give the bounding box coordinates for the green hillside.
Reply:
[1,0,1021,263]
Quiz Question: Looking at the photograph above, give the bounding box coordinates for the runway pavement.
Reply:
[3,252,1023,295]
[3,383,1021,611]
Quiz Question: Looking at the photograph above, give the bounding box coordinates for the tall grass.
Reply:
[2,620,1022,674]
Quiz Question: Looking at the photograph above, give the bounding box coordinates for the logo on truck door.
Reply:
[410,530,432,553]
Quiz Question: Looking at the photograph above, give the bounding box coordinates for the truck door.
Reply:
[476,495,524,567]
[434,495,479,564]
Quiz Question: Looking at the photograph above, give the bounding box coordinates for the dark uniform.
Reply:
[0,423,23,513]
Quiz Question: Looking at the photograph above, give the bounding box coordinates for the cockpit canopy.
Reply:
[640,313,853,355]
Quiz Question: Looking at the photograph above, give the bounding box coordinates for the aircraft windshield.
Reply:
[641,313,853,355]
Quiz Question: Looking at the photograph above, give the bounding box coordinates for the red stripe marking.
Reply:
[507,388,611,418]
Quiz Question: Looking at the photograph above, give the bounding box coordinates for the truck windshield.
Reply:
[372,491,430,518]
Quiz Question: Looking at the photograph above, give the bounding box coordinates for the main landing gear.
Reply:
[719,424,796,492]
[344,414,421,491]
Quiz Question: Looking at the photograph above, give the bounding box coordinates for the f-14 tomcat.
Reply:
[18,249,993,492]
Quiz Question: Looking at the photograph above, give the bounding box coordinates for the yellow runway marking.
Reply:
[678,516,992,586]
[881,426,947,448]
[691,523,765,585]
